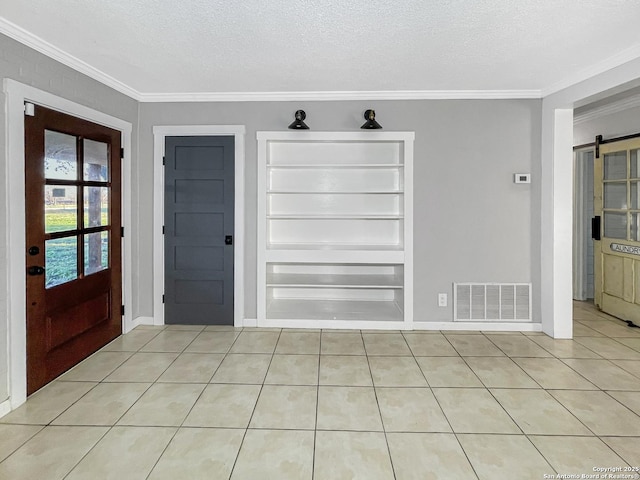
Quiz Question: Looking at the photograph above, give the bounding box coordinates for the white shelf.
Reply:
[267,190,403,195]
[266,243,403,251]
[266,273,403,288]
[266,298,404,322]
[268,163,404,169]
[267,214,403,220]
[265,249,405,264]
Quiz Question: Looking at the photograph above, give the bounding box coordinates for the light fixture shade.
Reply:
[361,109,382,129]
[288,110,309,129]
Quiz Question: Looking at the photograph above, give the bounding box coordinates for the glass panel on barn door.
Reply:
[604,212,628,240]
[603,151,627,180]
[630,149,639,178]
[604,182,627,209]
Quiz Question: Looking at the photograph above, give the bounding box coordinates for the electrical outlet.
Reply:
[438,293,447,307]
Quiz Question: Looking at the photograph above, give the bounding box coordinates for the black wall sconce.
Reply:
[361,109,382,129]
[288,110,309,129]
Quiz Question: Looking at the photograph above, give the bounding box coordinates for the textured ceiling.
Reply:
[1,0,640,98]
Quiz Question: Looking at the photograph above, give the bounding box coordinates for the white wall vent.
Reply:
[454,283,532,322]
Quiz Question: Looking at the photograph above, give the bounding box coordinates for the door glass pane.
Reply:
[83,187,109,227]
[604,182,627,209]
[45,237,78,288]
[44,130,77,180]
[604,212,627,239]
[84,231,108,275]
[632,181,640,209]
[83,139,109,182]
[632,213,640,241]
[603,151,627,180]
[631,149,639,178]
[45,186,77,233]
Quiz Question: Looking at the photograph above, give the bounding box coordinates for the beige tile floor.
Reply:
[1,301,640,479]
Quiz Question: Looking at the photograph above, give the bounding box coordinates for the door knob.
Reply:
[27,266,45,276]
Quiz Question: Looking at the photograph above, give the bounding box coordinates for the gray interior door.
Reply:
[165,136,234,325]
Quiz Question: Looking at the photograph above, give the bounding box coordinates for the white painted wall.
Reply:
[138,99,542,324]
[0,33,138,403]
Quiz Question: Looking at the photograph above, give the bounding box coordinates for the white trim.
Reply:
[0,18,140,101]
[153,125,246,327]
[130,316,155,329]
[574,93,640,125]
[139,90,542,102]
[243,318,258,327]
[572,150,586,301]
[541,107,575,339]
[413,321,542,332]
[0,399,11,418]
[542,44,640,97]
[3,79,133,409]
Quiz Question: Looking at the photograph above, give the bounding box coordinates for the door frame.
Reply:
[152,125,246,326]
[572,146,595,301]
[3,79,133,410]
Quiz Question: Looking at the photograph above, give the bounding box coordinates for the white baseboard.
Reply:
[241,318,257,327]
[0,399,11,418]
[412,321,543,332]
[127,316,155,333]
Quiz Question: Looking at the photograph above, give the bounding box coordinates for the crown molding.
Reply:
[0,17,142,100]
[573,93,640,125]
[542,43,640,97]
[138,89,542,102]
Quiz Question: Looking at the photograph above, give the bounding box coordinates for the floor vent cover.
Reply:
[454,283,531,322]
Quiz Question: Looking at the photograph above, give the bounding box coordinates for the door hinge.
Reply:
[121,305,125,315]
[162,226,165,234]
[163,156,166,166]
[162,294,165,303]
[120,226,124,238]
[120,147,124,159]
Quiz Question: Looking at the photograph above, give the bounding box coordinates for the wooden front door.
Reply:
[25,104,122,395]
[594,136,640,323]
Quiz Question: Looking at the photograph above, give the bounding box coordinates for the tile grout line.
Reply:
[227,329,283,480]
[363,330,398,480]
[405,330,481,480]
[141,328,238,479]
[312,331,322,480]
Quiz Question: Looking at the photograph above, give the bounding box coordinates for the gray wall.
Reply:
[138,99,542,322]
[0,33,139,402]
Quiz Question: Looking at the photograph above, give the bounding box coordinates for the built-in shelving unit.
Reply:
[257,131,414,329]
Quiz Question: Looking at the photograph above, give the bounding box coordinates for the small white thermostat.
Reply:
[514,173,531,184]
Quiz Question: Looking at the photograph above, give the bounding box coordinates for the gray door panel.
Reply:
[165,136,234,325]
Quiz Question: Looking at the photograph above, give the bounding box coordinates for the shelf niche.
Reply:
[257,131,414,329]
